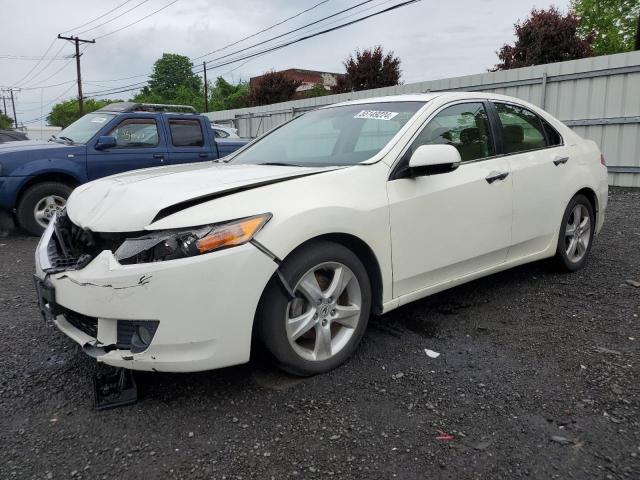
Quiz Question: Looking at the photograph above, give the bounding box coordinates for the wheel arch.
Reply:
[16,172,80,206]
[572,186,598,222]
[276,233,384,316]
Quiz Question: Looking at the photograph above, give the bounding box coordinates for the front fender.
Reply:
[9,157,87,181]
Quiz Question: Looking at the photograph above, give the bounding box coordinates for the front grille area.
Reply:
[64,310,98,338]
[61,309,159,352]
[43,211,131,273]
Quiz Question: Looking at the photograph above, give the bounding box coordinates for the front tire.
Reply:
[552,194,595,272]
[16,182,72,236]
[257,241,371,376]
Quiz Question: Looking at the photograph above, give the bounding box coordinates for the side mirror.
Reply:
[408,144,461,177]
[95,135,117,150]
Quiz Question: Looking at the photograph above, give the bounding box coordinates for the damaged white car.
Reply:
[34,92,608,376]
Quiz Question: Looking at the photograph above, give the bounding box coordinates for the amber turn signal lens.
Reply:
[196,214,271,254]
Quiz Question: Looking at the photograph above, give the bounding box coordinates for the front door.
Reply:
[387,101,513,299]
[86,116,167,180]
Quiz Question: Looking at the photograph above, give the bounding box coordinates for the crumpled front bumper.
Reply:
[35,228,278,372]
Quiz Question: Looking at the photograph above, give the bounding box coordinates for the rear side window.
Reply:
[542,119,562,146]
[169,119,204,147]
[494,103,546,154]
[109,118,159,148]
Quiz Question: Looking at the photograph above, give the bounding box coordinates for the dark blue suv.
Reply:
[0,102,249,235]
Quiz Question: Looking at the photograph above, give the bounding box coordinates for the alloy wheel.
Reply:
[33,195,66,228]
[565,204,591,263]
[285,262,362,362]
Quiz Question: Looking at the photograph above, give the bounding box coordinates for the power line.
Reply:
[85,0,380,96]
[9,38,58,87]
[82,0,334,86]
[0,55,68,61]
[85,0,420,98]
[94,0,179,39]
[193,0,375,62]
[60,0,135,35]
[192,0,330,61]
[75,0,151,35]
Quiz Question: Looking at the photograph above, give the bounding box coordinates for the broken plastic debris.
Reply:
[435,429,454,441]
[424,348,440,358]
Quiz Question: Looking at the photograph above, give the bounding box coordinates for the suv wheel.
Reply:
[16,182,72,236]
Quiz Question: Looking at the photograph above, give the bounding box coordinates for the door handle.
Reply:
[198,153,208,158]
[485,171,509,184]
[153,154,164,159]
[553,156,569,166]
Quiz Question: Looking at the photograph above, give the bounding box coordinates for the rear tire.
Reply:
[256,241,371,376]
[16,182,72,236]
[552,194,595,272]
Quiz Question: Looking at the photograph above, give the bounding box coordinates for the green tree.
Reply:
[333,46,401,93]
[301,84,331,99]
[0,112,13,129]
[209,77,249,111]
[494,7,594,70]
[571,0,640,54]
[135,53,202,107]
[48,98,119,128]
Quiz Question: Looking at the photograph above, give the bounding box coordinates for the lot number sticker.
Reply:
[354,110,399,121]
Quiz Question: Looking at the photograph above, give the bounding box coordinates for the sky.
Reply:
[0,0,570,125]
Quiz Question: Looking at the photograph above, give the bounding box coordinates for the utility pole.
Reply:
[1,95,6,116]
[9,89,17,128]
[203,61,209,113]
[57,34,95,115]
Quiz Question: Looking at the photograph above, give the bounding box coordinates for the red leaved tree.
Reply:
[494,6,594,70]
[247,71,302,106]
[334,46,401,93]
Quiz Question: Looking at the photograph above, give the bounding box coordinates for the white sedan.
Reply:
[34,92,608,376]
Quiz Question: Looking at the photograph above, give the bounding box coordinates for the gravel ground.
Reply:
[1,187,639,480]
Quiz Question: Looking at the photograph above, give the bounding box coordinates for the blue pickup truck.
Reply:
[0,102,249,235]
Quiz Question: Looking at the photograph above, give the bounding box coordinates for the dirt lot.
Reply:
[1,187,639,480]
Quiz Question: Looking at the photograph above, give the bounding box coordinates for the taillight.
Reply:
[600,154,606,166]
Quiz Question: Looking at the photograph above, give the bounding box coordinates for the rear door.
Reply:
[86,115,167,180]
[490,102,570,260]
[387,101,513,298]
[166,117,215,165]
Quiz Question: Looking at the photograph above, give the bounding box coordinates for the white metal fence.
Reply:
[206,51,640,187]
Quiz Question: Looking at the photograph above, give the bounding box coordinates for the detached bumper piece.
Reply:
[93,368,138,411]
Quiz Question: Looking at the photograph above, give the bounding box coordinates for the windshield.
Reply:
[231,101,425,167]
[55,112,116,144]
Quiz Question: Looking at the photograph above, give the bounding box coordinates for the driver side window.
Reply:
[408,102,494,162]
[108,118,159,148]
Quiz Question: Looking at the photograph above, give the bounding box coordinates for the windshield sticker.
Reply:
[354,110,399,121]
[91,117,108,123]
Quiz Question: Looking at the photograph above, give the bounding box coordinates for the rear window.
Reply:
[169,119,204,147]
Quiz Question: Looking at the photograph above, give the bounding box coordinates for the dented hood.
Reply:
[66,162,333,232]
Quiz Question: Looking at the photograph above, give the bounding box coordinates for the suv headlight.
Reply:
[114,213,272,264]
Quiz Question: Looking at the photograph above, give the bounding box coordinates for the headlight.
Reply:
[114,213,272,264]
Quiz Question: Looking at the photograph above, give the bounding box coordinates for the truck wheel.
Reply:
[16,182,72,236]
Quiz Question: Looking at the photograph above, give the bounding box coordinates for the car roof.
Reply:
[323,91,540,109]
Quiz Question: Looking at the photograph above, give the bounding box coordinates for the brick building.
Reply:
[249,69,344,97]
